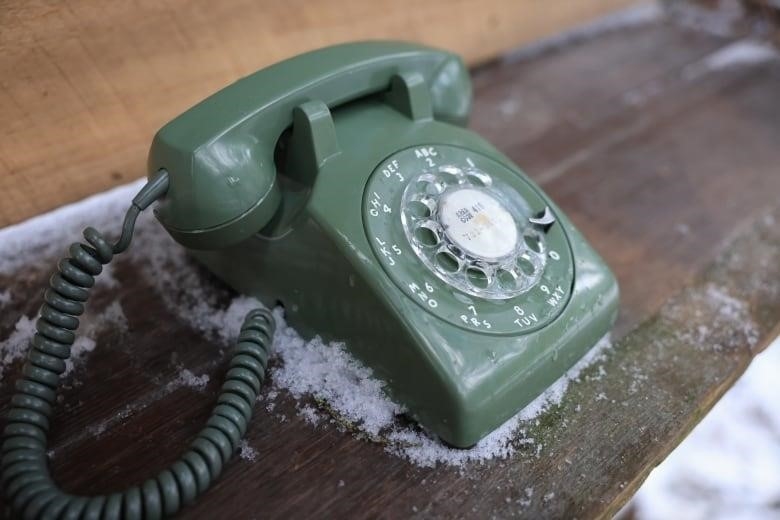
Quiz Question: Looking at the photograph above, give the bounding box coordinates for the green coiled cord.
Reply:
[1,171,275,519]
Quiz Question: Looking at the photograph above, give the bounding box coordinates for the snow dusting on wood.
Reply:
[0,178,777,516]
[0,180,615,468]
[632,336,780,520]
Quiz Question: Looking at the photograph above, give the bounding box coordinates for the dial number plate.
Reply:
[363,145,574,334]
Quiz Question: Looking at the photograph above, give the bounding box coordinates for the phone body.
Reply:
[147,42,618,448]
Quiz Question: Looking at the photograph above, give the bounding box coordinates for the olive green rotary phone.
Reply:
[2,42,618,518]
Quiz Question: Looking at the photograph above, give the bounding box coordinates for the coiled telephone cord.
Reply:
[1,171,275,519]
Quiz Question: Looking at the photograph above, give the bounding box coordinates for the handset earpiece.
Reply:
[147,41,471,250]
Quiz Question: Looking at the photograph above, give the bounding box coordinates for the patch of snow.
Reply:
[684,39,779,81]
[0,299,129,379]
[269,310,404,438]
[0,290,11,306]
[171,369,209,391]
[87,422,108,438]
[498,99,521,117]
[516,335,611,421]
[0,315,37,378]
[702,40,779,69]
[63,300,129,377]
[667,0,745,38]
[663,283,759,353]
[97,262,120,289]
[0,180,144,275]
[622,80,665,108]
[63,337,97,377]
[518,487,534,507]
[122,213,263,345]
[262,390,278,412]
[632,336,780,520]
[675,223,690,236]
[238,439,258,462]
[100,300,129,334]
[268,331,611,468]
[297,404,322,426]
[706,285,759,348]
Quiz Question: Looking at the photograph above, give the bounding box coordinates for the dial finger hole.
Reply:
[517,256,536,276]
[406,199,432,219]
[416,173,438,185]
[523,232,543,253]
[438,166,463,185]
[435,250,460,273]
[413,222,440,247]
[425,180,447,196]
[412,174,446,196]
[496,268,517,289]
[466,267,490,289]
[465,170,492,187]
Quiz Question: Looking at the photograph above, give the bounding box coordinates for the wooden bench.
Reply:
[2,6,780,519]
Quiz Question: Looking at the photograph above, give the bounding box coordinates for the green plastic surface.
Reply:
[148,42,619,448]
[148,41,471,249]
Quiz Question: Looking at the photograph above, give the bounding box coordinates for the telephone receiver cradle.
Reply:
[149,41,619,448]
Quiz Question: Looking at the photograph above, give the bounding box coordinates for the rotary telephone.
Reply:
[2,42,618,518]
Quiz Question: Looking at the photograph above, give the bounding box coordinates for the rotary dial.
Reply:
[401,165,547,300]
[363,144,573,335]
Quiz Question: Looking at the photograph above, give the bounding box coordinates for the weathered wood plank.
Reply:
[1,15,780,520]
[0,0,637,229]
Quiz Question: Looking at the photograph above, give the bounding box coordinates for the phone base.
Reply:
[191,211,618,448]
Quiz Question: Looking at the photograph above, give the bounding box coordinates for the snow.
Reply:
[632,336,780,520]
[683,39,780,80]
[5,176,775,495]
[297,404,322,426]
[0,180,144,276]
[518,487,534,508]
[171,369,210,391]
[662,283,760,353]
[0,179,616,468]
[64,337,97,378]
[265,325,612,468]
[676,223,691,236]
[0,298,128,380]
[622,37,779,107]
[700,40,779,70]
[0,316,37,378]
[666,0,745,38]
[238,439,259,462]
[269,312,404,438]
[499,99,521,118]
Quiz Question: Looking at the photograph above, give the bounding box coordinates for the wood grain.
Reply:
[0,0,636,229]
[2,15,780,520]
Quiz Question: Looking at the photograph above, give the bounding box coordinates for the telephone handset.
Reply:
[149,41,471,249]
[2,42,618,518]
